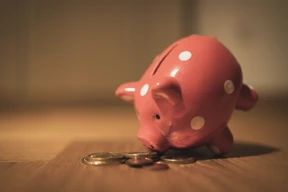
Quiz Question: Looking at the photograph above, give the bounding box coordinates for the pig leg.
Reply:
[207,127,234,155]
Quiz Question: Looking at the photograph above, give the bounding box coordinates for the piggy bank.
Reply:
[115,35,258,155]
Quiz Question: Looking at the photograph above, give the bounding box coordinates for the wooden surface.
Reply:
[0,98,288,192]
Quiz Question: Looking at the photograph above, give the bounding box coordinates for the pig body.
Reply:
[115,35,258,154]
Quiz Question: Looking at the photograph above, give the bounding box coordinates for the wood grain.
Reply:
[0,99,288,192]
[0,140,287,192]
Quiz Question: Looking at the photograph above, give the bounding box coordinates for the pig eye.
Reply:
[155,114,161,120]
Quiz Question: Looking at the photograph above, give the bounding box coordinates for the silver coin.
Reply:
[125,158,154,167]
[160,155,196,164]
[81,157,124,166]
[144,161,169,171]
[87,152,124,161]
[123,152,159,159]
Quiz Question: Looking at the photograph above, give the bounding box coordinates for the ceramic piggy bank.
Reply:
[115,35,258,155]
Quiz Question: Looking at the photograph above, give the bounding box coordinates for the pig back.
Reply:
[148,35,243,129]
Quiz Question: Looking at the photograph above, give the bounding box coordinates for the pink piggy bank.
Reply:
[115,35,258,155]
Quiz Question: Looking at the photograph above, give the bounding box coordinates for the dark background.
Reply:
[1,0,287,108]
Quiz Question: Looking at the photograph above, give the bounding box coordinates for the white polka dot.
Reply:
[209,145,220,154]
[179,51,192,61]
[140,84,149,96]
[224,80,234,94]
[190,116,205,130]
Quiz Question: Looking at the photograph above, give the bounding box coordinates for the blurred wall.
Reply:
[0,0,287,107]
[0,0,184,106]
[195,0,288,97]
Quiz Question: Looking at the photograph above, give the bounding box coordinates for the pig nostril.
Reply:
[150,145,154,149]
[155,114,160,120]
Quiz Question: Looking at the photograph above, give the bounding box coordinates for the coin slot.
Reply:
[152,44,178,76]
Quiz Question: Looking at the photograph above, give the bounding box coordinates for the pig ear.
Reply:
[115,81,137,104]
[151,77,183,111]
[235,84,259,111]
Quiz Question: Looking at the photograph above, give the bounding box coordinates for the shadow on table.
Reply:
[163,142,279,160]
[225,142,279,158]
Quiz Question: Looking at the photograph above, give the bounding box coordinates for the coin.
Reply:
[125,158,154,168]
[87,152,124,161]
[144,161,169,171]
[81,157,125,166]
[123,152,159,159]
[160,155,196,164]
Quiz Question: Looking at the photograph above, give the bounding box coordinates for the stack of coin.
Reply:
[81,150,197,170]
[123,152,159,161]
[160,155,196,164]
[123,152,158,168]
[125,158,154,168]
[81,152,126,166]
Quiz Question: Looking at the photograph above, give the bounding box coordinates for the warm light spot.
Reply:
[121,95,133,102]
[155,92,169,99]
[170,68,179,77]
[248,85,255,90]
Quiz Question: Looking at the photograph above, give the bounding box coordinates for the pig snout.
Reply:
[137,128,170,152]
[235,84,259,111]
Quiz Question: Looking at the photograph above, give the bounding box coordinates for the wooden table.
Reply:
[0,98,287,192]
